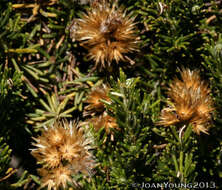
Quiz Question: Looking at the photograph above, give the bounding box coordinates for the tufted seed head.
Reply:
[71,0,139,70]
[84,85,110,116]
[31,121,95,189]
[157,68,214,135]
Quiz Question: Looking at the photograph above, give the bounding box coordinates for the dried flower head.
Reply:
[71,0,139,70]
[39,167,75,190]
[84,85,110,116]
[31,121,95,190]
[157,68,214,135]
[89,112,119,134]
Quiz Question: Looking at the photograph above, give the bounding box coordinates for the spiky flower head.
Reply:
[157,68,214,135]
[31,121,95,190]
[71,0,139,70]
[84,85,110,116]
[89,112,119,134]
[39,167,75,190]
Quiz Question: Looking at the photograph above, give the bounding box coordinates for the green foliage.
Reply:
[0,65,23,133]
[1,0,222,189]
[154,125,198,183]
[81,70,157,189]
[0,137,12,178]
[28,93,76,129]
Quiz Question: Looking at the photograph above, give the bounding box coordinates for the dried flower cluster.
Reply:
[31,121,95,190]
[157,68,214,135]
[84,85,110,116]
[84,85,118,136]
[89,112,118,134]
[71,0,139,70]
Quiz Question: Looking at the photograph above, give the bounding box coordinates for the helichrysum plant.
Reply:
[157,68,214,135]
[31,121,95,190]
[83,85,118,139]
[83,85,110,117]
[154,68,214,184]
[2,0,222,189]
[70,0,139,70]
[88,112,118,134]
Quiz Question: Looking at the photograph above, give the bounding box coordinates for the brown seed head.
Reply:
[72,0,139,70]
[31,121,95,189]
[89,112,119,134]
[157,68,214,135]
[39,167,74,190]
[84,85,110,116]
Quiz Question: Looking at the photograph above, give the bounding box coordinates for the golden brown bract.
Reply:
[39,167,74,190]
[157,68,214,135]
[71,0,139,70]
[84,85,110,116]
[89,112,119,134]
[31,121,95,190]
